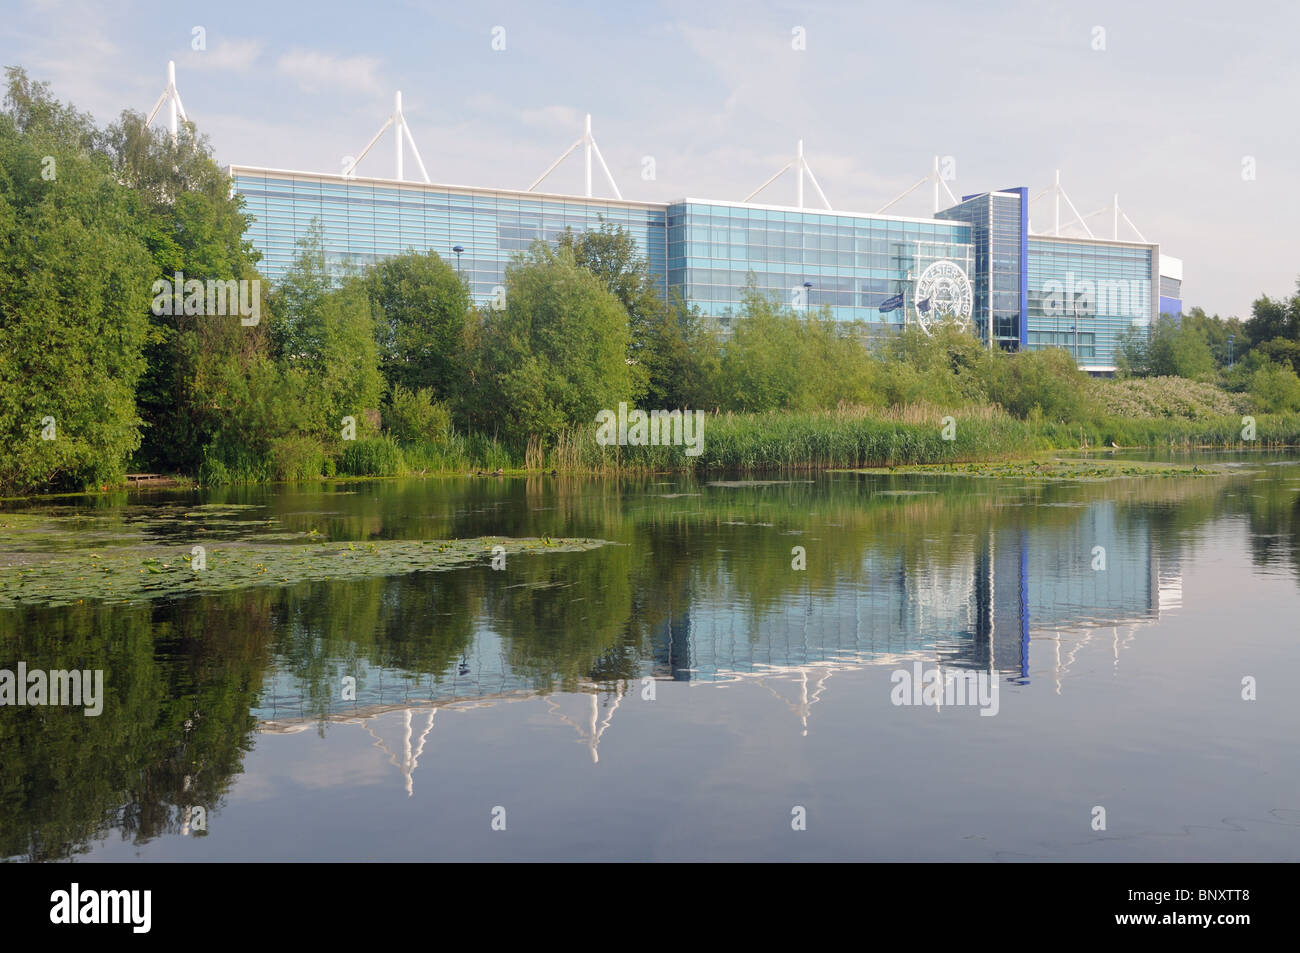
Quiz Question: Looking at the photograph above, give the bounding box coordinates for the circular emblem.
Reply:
[913,260,973,336]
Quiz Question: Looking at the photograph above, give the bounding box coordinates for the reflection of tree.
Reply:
[271,574,477,721]
[1239,473,1300,579]
[0,593,269,860]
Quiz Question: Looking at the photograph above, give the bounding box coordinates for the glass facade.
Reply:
[937,190,1026,350]
[230,169,667,305]
[230,167,1171,373]
[665,200,972,327]
[1026,237,1154,370]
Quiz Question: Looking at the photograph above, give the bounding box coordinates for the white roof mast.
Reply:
[528,113,622,199]
[145,60,189,145]
[744,139,832,210]
[344,91,431,183]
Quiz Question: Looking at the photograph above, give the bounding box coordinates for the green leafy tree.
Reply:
[1249,361,1300,412]
[1245,290,1299,349]
[717,282,809,412]
[0,69,155,491]
[639,291,723,409]
[102,110,266,472]
[1256,337,1300,374]
[990,347,1096,421]
[1126,316,1217,380]
[268,222,385,443]
[558,222,664,399]
[365,249,469,399]
[468,242,636,445]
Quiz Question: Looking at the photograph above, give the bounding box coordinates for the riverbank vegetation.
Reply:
[4,68,1300,494]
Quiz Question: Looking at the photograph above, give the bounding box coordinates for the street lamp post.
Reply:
[452,245,464,277]
[1227,334,1235,369]
[802,281,813,312]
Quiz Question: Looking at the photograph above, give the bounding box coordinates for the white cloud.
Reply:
[276,49,382,94]
[188,38,263,72]
[520,104,582,129]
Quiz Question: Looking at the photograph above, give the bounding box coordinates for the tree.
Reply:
[365,249,469,399]
[1180,306,1245,368]
[0,69,155,491]
[1125,316,1217,380]
[639,291,723,409]
[558,222,662,398]
[1245,290,1299,349]
[990,347,1096,422]
[267,222,384,443]
[717,282,810,412]
[468,242,636,446]
[1249,361,1300,413]
[102,109,266,472]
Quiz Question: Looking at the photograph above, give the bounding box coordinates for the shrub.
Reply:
[385,385,453,442]
[1249,362,1300,413]
[268,435,329,482]
[339,436,406,476]
[1092,376,1245,420]
[991,347,1095,422]
[197,446,269,485]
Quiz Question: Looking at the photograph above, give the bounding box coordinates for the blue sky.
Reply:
[4,0,1297,317]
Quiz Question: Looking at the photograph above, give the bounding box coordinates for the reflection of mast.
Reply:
[757,666,833,736]
[364,708,436,797]
[545,684,626,763]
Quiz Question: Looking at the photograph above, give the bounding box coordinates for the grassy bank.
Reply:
[549,404,1300,474]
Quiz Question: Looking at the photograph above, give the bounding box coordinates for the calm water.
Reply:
[3,453,1299,861]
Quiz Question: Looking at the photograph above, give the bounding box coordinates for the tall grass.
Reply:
[546,405,1300,475]
[200,404,1300,486]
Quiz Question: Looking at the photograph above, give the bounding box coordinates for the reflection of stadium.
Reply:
[255,499,1183,792]
[659,500,1181,684]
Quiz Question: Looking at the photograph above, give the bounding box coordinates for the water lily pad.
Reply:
[0,536,611,608]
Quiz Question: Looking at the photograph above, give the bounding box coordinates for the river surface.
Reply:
[2,452,1298,861]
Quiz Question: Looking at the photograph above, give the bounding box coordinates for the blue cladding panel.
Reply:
[232,171,667,308]
[1026,238,1155,369]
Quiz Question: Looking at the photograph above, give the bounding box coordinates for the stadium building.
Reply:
[229,102,1182,375]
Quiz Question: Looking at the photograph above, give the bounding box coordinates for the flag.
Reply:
[878,291,904,313]
[917,297,932,313]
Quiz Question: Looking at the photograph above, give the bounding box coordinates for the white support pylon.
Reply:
[1028,170,1095,238]
[528,113,622,199]
[743,139,832,210]
[876,156,957,215]
[145,61,189,145]
[343,91,431,183]
[1065,193,1148,243]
